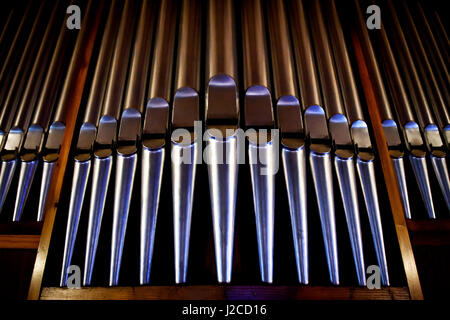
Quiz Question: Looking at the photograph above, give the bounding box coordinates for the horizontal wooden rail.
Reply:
[40,286,410,300]
[0,235,40,249]
[407,219,450,232]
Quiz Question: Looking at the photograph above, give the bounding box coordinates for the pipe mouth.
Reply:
[335,149,354,159]
[281,138,305,150]
[3,127,23,152]
[410,149,427,158]
[305,105,329,141]
[351,120,372,150]
[171,138,196,148]
[75,153,91,162]
[1,153,17,162]
[431,149,446,158]
[425,123,444,149]
[117,145,137,156]
[357,151,375,162]
[205,127,239,141]
[206,74,239,123]
[310,143,331,155]
[382,120,402,147]
[76,123,96,151]
[43,153,59,162]
[94,148,113,159]
[20,152,38,162]
[246,130,274,146]
[142,138,166,150]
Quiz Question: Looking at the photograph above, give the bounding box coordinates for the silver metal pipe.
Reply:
[80,0,124,287]
[60,158,90,286]
[139,0,176,284]
[83,152,112,286]
[305,106,339,285]
[0,1,56,216]
[110,149,137,286]
[309,0,365,284]
[38,1,98,224]
[353,0,410,222]
[356,155,390,286]
[205,0,239,284]
[381,0,439,218]
[169,0,201,285]
[76,0,137,287]
[327,0,389,285]
[205,127,239,283]
[141,146,164,284]
[244,0,275,283]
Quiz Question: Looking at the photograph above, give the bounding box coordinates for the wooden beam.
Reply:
[40,286,410,300]
[0,235,40,249]
[407,219,450,232]
[351,28,423,300]
[27,0,104,300]
[0,222,43,235]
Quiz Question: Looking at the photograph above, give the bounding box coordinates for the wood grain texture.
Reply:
[40,286,410,300]
[0,235,40,248]
[27,0,104,300]
[351,28,423,300]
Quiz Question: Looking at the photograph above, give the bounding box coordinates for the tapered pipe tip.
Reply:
[409,153,435,219]
[249,140,276,283]
[109,152,137,286]
[335,154,366,286]
[392,157,412,219]
[140,147,165,285]
[37,161,56,221]
[282,146,308,284]
[206,130,239,283]
[0,159,18,214]
[13,160,38,221]
[430,153,450,211]
[172,141,197,284]
[60,159,91,287]
[356,157,390,286]
[309,149,339,285]
[83,155,112,286]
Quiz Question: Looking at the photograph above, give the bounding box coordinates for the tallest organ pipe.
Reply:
[205,0,240,284]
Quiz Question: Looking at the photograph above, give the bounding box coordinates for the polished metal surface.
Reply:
[287,0,322,110]
[249,139,276,283]
[169,0,201,284]
[0,159,17,214]
[357,157,390,286]
[305,105,329,141]
[409,152,435,219]
[60,160,91,286]
[83,154,112,286]
[391,156,412,219]
[430,153,450,211]
[172,142,197,283]
[12,159,37,221]
[281,145,308,284]
[140,147,165,285]
[309,148,339,285]
[335,154,365,286]
[37,160,55,221]
[109,152,137,286]
[206,130,239,283]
